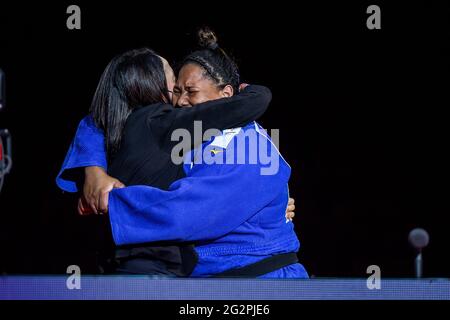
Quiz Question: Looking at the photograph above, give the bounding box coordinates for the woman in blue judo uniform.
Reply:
[57,28,308,278]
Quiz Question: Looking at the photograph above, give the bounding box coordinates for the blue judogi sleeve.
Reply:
[56,116,107,192]
[108,161,290,245]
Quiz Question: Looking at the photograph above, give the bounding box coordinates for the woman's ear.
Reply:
[220,84,234,98]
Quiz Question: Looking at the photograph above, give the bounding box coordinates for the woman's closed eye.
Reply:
[173,87,182,96]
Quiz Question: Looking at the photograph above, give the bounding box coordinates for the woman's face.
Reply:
[172,63,233,107]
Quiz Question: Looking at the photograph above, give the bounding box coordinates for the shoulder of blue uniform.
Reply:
[206,122,272,151]
[208,126,243,150]
[241,121,292,171]
[237,121,268,136]
[227,122,273,142]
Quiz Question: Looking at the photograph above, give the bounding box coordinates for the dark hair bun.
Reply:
[198,27,219,50]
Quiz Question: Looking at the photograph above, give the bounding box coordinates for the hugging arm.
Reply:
[56,116,107,193]
[108,163,289,245]
[167,85,271,150]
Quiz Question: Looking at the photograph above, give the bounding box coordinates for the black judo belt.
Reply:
[212,253,298,278]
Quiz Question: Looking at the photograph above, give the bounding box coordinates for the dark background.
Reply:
[0,1,449,277]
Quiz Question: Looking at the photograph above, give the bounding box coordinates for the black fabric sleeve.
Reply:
[166,84,271,149]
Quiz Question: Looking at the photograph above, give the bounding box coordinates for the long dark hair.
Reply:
[90,48,170,160]
[181,27,240,93]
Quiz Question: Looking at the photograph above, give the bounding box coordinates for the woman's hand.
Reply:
[80,166,125,215]
[285,197,296,222]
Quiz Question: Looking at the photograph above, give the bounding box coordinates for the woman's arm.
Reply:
[79,167,124,214]
[105,124,292,245]
[56,116,124,213]
[108,133,291,246]
[166,85,271,149]
[56,116,107,193]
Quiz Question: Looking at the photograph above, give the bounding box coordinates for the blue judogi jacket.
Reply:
[56,117,308,278]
